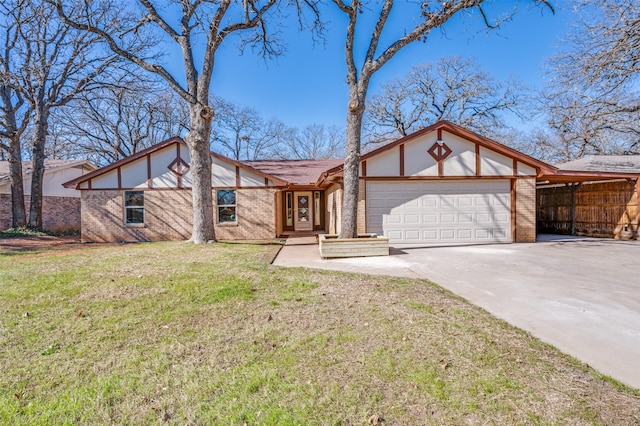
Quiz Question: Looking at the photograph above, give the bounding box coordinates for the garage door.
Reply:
[366,180,511,246]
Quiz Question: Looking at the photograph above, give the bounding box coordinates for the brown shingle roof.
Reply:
[245,159,343,185]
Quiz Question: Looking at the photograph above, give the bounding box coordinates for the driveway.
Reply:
[273,235,640,389]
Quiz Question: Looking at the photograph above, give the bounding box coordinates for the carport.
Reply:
[537,165,640,239]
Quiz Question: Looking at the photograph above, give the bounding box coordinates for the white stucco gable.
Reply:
[361,122,553,179]
[66,138,285,191]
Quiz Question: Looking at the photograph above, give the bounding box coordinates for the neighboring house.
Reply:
[63,122,640,245]
[0,160,97,231]
[537,156,640,239]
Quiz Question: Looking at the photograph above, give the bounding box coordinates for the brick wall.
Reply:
[1,194,81,232]
[515,178,536,243]
[0,194,11,230]
[214,188,277,240]
[325,184,342,235]
[81,188,277,242]
[357,179,367,234]
[81,190,193,242]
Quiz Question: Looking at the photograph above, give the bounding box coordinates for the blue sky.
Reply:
[207,1,574,130]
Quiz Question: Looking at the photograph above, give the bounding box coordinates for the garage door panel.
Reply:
[440,213,455,223]
[366,180,511,246]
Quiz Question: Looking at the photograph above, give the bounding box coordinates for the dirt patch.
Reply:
[0,235,83,253]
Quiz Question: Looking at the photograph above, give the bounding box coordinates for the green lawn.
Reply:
[1,241,638,425]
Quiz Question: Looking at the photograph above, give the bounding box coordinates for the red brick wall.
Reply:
[81,188,277,242]
[1,194,81,232]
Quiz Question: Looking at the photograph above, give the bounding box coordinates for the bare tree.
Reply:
[364,56,527,148]
[52,0,322,243]
[545,0,640,160]
[332,0,553,238]
[0,1,31,228]
[211,97,285,161]
[5,0,121,229]
[49,85,189,166]
[278,124,344,159]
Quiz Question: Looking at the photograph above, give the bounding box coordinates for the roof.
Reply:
[537,155,640,184]
[0,159,96,185]
[246,159,343,186]
[555,155,640,173]
[62,137,330,189]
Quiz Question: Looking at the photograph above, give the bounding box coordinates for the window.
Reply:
[286,192,293,227]
[217,190,237,223]
[124,191,144,225]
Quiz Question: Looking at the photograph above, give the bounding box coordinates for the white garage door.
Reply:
[366,180,511,246]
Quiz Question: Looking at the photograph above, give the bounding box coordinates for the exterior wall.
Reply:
[275,191,283,237]
[537,180,639,239]
[325,184,342,235]
[81,188,278,242]
[0,194,11,229]
[214,188,277,240]
[1,194,81,231]
[357,180,367,234]
[515,178,536,243]
[81,190,193,242]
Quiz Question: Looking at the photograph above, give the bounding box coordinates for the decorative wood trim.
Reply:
[88,179,92,190]
[265,177,269,186]
[235,166,240,187]
[437,128,442,141]
[636,179,640,228]
[513,159,518,177]
[399,145,405,176]
[147,154,152,189]
[177,144,182,188]
[511,179,517,242]
[362,160,367,177]
[358,121,555,174]
[117,167,122,189]
[475,144,481,177]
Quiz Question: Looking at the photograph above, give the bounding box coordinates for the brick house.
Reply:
[0,160,96,231]
[63,122,640,245]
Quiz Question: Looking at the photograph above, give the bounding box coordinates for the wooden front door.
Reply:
[294,192,313,231]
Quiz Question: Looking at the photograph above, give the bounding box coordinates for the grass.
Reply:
[1,241,639,425]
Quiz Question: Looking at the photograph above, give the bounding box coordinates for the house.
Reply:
[62,122,640,245]
[0,159,97,231]
[537,156,640,239]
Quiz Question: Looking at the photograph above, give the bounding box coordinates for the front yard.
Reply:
[0,240,638,424]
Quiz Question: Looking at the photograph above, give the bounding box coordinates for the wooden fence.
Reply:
[537,180,639,239]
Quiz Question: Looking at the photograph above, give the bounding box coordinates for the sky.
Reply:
[195,1,575,130]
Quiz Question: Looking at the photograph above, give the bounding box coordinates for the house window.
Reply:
[217,190,237,223]
[286,192,293,227]
[124,191,144,225]
[314,191,321,226]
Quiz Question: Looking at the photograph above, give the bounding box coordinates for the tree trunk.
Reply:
[8,137,26,228]
[339,86,367,239]
[184,104,215,243]
[28,105,49,230]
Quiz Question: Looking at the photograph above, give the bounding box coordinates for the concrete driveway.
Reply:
[273,235,640,389]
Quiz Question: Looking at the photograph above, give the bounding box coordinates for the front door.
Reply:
[294,192,313,231]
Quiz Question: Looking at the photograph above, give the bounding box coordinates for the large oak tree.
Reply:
[53,0,322,243]
[332,0,553,238]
